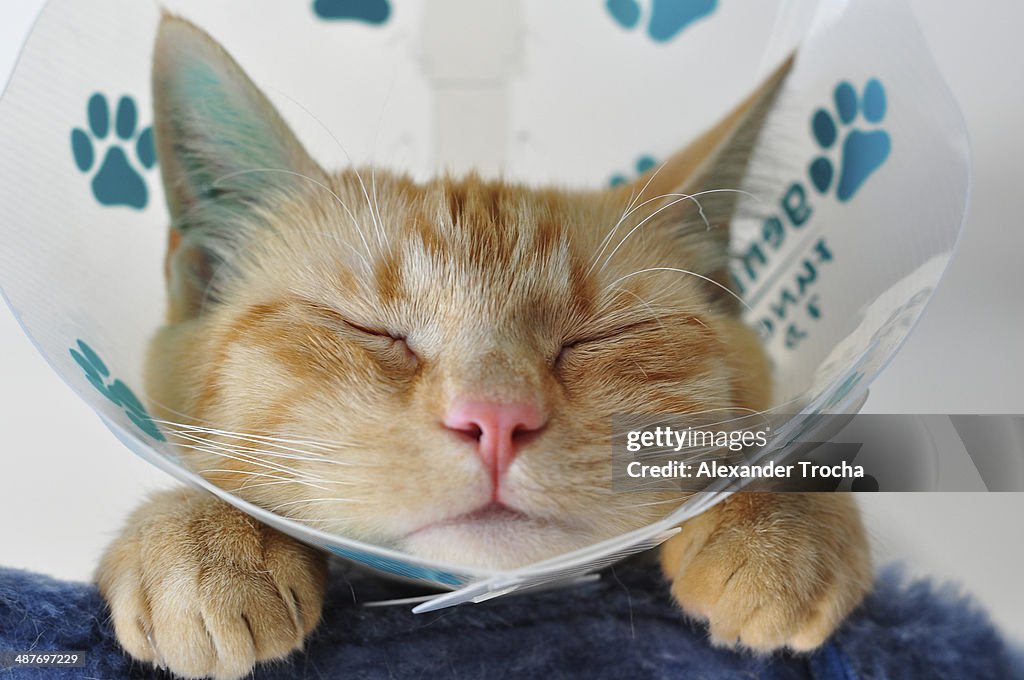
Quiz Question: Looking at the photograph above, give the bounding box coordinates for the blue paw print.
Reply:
[808,80,891,203]
[69,340,165,442]
[71,93,156,210]
[610,154,657,187]
[606,0,717,43]
[313,0,390,24]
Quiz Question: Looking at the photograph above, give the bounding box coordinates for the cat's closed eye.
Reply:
[562,318,665,349]
[299,300,418,370]
[557,317,676,361]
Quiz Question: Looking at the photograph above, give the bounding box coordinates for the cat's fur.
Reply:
[95,16,871,680]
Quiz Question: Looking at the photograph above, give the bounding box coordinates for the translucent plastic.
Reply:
[0,0,969,610]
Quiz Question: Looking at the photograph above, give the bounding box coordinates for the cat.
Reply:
[95,15,871,680]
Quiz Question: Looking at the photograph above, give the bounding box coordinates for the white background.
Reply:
[2,0,1023,644]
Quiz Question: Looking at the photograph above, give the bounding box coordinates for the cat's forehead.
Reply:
[346,174,607,295]
[415,180,575,272]
[388,177,592,324]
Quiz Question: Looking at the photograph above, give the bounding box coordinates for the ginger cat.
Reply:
[95,16,870,680]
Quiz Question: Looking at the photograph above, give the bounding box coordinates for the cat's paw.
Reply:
[96,489,327,680]
[661,493,871,652]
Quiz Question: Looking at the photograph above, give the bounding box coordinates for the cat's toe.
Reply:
[145,602,223,678]
[95,542,158,665]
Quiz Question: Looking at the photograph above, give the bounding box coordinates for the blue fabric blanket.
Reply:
[1,558,1021,679]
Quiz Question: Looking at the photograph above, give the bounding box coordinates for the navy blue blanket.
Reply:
[1,558,1021,679]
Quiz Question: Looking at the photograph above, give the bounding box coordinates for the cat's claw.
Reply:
[96,489,327,680]
[661,493,871,652]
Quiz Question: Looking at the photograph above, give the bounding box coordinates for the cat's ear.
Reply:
[613,57,793,307]
[152,15,324,319]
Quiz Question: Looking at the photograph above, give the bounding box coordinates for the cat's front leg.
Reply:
[661,493,871,652]
[96,488,327,680]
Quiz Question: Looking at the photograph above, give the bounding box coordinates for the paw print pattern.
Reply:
[606,0,718,43]
[70,340,165,441]
[71,94,156,209]
[609,154,657,187]
[808,80,891,202]
[313,0,391,24]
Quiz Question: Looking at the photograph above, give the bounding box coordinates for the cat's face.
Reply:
[145,17,776,568]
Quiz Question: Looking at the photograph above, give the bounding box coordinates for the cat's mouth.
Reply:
[408,502,533,536]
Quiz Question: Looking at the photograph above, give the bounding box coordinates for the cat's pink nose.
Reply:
[444,400,547,476]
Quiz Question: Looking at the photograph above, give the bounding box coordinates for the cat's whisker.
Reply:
[197,468,296,484]
[196,469,335,493]
[597,188,762,275]
[598,190,716,274]
[624,186,762,227]
[603,266,768,335]
[174,441,335,482]
[351,168,388,252]
[212,167,375,266]
[622,189,707,227]
[238,473,356,491]
[269,497,361,515]
[168,433,394,478]
[154,418,353,450]
[168,424,349,450]
[233,477,358,492]
[224,469,330,488]
[165,426,333,451]
[595,194,703,281]
[168,438,347,469]
[156,418,397,478]
[588,204,635,278]
[589,185,688,279]
[169,436,358,473]
[167,428,334,458]
[588,159,672,276]
[371,164,385,250]
[180,453,323,487]
[168,432,362,469]
[368,72,399,253]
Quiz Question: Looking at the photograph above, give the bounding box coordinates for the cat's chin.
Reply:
[400,505,592,569]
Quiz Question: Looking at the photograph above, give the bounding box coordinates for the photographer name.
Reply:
[626,459,866,480]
